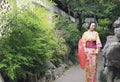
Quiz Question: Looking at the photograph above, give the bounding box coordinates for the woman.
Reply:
[82,21,102,82]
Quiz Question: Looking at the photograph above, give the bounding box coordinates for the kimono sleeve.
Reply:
[82,32,87,52]
[96,32,102,48]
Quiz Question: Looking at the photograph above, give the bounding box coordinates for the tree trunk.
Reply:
[77,13,82,31]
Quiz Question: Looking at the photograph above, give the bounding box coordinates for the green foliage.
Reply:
[57,17,82,63]
[63,23,79,47]
[96,26,113,46]
[58,0,120,20]
[97,1,119,19]
[98,18,112,27]
[97,18,114,47]
[0,5,67,82]
[51,35,67,67]
[51,54,63,67]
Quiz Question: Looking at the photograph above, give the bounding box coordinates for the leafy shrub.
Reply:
[96,26,113,47]
[98,18,112,27]
[57,17,84,63]
[0,6,67,82]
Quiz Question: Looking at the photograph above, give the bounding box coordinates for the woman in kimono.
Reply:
[82,21,102,82]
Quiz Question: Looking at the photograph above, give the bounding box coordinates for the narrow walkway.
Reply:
[53,53,104,82]
[53,65,86,82]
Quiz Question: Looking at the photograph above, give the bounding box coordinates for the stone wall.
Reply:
[45,61,68,82]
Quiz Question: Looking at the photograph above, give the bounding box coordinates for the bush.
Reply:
[57,17,85,63]
[98,18,112,27]
[0,6,67,82]
[96,26,113,47]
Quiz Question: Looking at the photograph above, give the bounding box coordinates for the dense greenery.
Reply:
[55,0,120,29]
[96,18,114,46]
[0,3,67,82]
[96,26,113,46]
[57,17,86,63]
[58,0,120,17]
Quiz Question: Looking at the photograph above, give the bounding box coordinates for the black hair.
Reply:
[87,21,96,29]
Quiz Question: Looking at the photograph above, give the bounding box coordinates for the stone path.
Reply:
[53,53,104,82]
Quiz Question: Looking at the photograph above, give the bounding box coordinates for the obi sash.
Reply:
[86,41,97,49]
